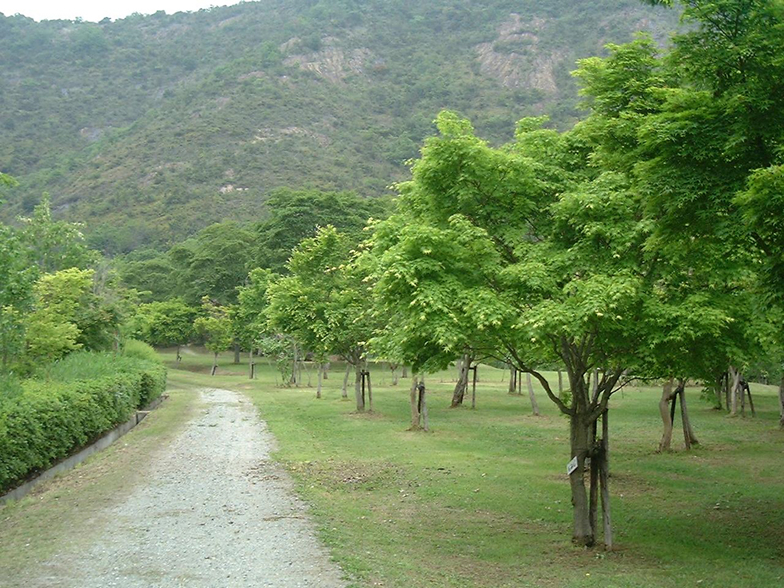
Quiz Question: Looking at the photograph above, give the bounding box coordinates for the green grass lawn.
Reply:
[163,349,784,588]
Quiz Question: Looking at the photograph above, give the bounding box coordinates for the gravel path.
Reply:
[37,388,347,588]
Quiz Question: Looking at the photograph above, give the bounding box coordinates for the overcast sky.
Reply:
[0,0,245,22]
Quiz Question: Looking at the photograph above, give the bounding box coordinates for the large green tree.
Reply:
[371,111,669,546]
[638,0,784,422]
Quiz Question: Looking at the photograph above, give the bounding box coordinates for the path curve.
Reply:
[38,388,347,588]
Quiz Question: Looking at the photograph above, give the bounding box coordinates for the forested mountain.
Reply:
[0,0,675,252]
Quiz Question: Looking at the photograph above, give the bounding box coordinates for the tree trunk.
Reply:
[558,370,563,395]
[354,363,365,412]
[526,373,541,416]
[342,364,350,399]
[290,343,298,386]
[409,376,421,430]
[401,366,408,378]
[233,342,240,364]
[451,354,470,407]
[779,374,784,429]
[508,365,516,395]
[391,365,399,386]
[740,376,747,417]
[323,361,329,379]
[714,374,724,410]
[248,349,254,379]
[176,345,182,363]
[729,366,741,416]
[724,372,731,413]
[569,412,595,547]
[679,381,699,449]
[658,378,675,452]
[316,363,323,399]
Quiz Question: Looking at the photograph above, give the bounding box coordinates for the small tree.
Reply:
[133,299,196,360]
[24,268,95,368]
[18,195,98,273]
[267,227,377,409]
[194,300,233,375]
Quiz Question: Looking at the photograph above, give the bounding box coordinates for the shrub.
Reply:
[123,339,160,364]
[0,351,167,494]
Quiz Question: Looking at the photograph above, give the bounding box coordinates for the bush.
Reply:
[123,339,161,364]
[0,352,167,494]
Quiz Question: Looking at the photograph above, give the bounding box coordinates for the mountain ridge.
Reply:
[0,0,676,252]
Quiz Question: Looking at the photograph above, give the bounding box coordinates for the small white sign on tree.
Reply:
[566,456,579,476]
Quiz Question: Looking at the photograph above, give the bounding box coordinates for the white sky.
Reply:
[0,0,245,22]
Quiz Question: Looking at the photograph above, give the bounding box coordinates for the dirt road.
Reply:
[17,388,346,588]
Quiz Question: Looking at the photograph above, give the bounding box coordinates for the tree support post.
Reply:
[409,375,428,431]
[600,409,612,550]
[779,374,784,429]
[526,372,540,416]
[361,369,373,412]
[470,364,477,409]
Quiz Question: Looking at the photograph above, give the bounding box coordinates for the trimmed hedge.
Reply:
[0,353,166,494]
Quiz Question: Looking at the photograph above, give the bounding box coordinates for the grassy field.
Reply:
[162,349,784,588]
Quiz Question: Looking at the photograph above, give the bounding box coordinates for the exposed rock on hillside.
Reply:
[476,14,562,93]
[283,38,372,83]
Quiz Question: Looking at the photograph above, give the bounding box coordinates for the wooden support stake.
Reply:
[471,365,477,409]
[589,448,599,538]
[600,410,613,550]
[366,370,373,412]
[420,381,429,432]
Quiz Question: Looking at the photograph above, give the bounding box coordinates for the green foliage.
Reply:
[129,299,196,349]
[236,268,276,348]
[0,222,37,370]
[18,196,98,274]
[193,301,234,357]
[180,222,256,305]
[23,269,94,365]
[267,226,376,365]
[122,339,162,364]
[0,172,18,205]
[0,352,166,493]
[254,189,391,273]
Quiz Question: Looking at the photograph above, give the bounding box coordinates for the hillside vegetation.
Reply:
[0,0,674,250]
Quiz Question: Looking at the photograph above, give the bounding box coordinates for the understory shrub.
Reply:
[122,339,160,364]
[0,351,166,494]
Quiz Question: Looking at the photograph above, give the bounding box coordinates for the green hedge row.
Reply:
[0,355,166,494]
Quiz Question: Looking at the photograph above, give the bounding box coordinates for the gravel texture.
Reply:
[36,388,347,588]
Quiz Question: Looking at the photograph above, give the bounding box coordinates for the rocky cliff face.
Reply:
[476,15,561,93]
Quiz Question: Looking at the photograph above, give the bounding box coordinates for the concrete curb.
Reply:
[0,394,168,506]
